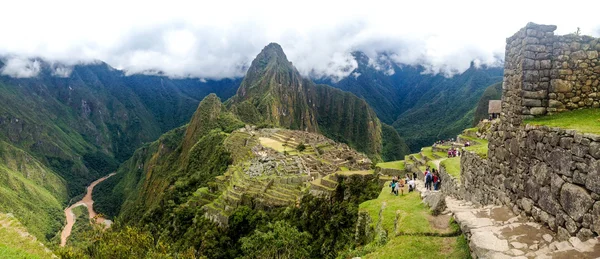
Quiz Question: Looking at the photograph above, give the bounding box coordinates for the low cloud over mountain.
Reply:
[1,0,599,80]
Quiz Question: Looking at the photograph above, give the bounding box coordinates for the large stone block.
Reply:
[532,162,551,186]
[523,90,547,99]
[550,79,573,93]
[523,98,542,107]
[560,183,594,222]
[571,50,588,60]
[549,100,566,109]
[586,159,600,194]
[538,187,562,216]
[530,107,547,115]
[590,142,600,159]
[547,148,572,176]
[592,202,600,235]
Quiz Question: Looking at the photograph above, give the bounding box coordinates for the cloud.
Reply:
[51,64,73,78]
[0,0,599,80]
[1,58,41,78]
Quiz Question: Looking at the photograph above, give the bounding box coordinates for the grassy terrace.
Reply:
[459,134,489,158]
[421,147,446,160]
[441,157,461,179]
[524,108,600,135]
[355,184,470,258]
[376,160,405,170]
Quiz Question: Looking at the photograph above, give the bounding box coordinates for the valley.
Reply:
[60,173,115,247]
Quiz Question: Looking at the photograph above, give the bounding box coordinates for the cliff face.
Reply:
[229,43,318,132]
[228,43,382,157]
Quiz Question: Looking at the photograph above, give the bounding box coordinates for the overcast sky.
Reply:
[1,0,599,80]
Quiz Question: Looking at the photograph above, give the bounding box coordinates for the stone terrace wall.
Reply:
[439,164,463,199]
[504,22,600,119]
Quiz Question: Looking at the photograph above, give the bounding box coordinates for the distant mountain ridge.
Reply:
[0,58,240,242]
[322,52,503,150]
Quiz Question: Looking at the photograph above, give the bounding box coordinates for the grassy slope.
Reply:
[0,213,54,259]
[525,108,600,135]
[358,184,470,258]
[441,157,461,179]
[376,161,405,170]
[0,141,66,242]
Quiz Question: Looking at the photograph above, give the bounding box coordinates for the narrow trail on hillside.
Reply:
[60,173,115,247]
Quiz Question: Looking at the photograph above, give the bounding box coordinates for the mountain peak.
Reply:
[252,42,292,70]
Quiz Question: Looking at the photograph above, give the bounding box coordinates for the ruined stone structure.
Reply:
[505,23,600,119]
[461,23,600,242]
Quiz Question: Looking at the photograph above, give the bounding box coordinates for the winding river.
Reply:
[60,173,115,247]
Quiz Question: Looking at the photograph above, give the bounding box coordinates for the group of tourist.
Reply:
[447,147,461,158]
[434,138,455,146]
[389,174,417,196]
[424,166,441,191]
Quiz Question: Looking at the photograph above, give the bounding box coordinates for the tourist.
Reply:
[408,178,415,192]
[433,173,438,190]
[412,172,417,182]
[425,170,433,190]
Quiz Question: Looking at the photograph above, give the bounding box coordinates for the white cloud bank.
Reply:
[1,0,599,79]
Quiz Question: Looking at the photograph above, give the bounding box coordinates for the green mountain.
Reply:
[228,43,387,158]
[472,82,502,126]
[85,44,403,258]
[90,92,381,258]
[0,60,240,242]
[323,53,503,151]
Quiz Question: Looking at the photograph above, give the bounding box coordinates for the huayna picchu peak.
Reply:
[229,43,385,158]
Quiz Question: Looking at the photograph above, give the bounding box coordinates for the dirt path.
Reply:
[60,173,115,247]
[433,159,442,171]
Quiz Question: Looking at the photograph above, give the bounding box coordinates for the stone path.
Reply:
[417,181,600,258]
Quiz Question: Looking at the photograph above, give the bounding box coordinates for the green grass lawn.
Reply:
[464,137,489,158]
[413,153,423,161]
[0,213,53,259]
[357,184,471,259]
[441,157,461,179]
[359,184,434,234]
[376,161,405,170]
[525,108,600,135]
[363,235,471,259]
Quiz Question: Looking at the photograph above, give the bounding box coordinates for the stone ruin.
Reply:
[503,22,600,120]
[460,23,600,242]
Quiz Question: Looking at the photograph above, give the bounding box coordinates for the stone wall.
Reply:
[463,124,600,241]
[458,22,600,242]
[504,22,600,119]
[439,163,464,199]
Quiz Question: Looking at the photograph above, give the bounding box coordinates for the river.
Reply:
[60,173,115,247]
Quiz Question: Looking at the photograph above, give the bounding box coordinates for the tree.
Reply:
[240,221,311,259]
[296,142,306,152]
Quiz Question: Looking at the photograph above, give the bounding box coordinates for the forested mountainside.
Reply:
[88,93,382,258]
[472,82,503,126]
[0,59,240,242]
[83,44,407,258]
[322,52,503,151]
[227,43,398,158]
